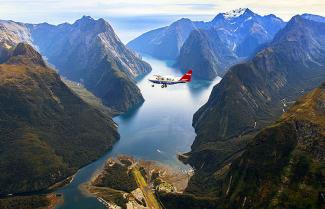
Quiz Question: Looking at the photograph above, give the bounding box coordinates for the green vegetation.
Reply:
[188,16,325,175]
[28,17,151,113]
[87,187,127,208]
[91,160,162,209]
[170,83,325,208]
[0,195,49,209]
[212,83,324,208]
[86,58,145,112]
[181,17,325,208]
[93,162,137,192]
[0,43,118,195]
[159,193,217,209]
[63,78,118,116]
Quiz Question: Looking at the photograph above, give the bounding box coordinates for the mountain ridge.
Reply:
[128,8,285,80]
[0,16,151,112]
[216,82,325,208]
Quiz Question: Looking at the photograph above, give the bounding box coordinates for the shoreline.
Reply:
[83,155,194,208]
[0,174,75,199]
[0,143,115,209]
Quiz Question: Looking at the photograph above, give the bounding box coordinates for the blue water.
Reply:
[55,56,220,209]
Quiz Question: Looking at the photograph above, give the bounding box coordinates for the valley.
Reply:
[52,56,221,209]
[0,6,324,209]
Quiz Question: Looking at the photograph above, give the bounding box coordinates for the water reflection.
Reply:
[118,102,143,122]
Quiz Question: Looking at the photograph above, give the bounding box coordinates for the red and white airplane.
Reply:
[148,70,192,88]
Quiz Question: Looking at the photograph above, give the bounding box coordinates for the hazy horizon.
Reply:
[1,1,324,43]
[1,0,325,25]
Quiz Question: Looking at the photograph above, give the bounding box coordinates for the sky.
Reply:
[1,0,325,24]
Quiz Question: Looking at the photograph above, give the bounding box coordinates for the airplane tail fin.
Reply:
[179,70,192,82]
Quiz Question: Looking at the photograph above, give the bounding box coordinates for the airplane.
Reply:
[148,70,192,88]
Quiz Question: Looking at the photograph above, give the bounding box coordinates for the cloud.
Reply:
[0,0,324,23]
[176,3,218,10]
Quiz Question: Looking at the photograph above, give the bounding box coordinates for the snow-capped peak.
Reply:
[223,8,248,19]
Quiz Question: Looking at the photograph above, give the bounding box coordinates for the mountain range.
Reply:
[1,9,325,209]
[168,14,325,209]
[128,8,286,80]
[0,16,152,112]
[186,14,325,171]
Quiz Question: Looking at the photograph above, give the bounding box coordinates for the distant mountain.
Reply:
[302,13,325,23]
[166,82,325,209]
[27,16,151,80]
[0,43,119,194]
[128,8,285,80]
[182,15,325,175]
[127,18,207,60]
[210,9,284,43]
[176,8,285,79]
[176,29,238,80]
[0,16,152,112]
[0,20,32,62]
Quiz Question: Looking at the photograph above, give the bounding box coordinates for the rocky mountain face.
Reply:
[0,20,31,62]
[0,43,119,194]
[210,8,284,57]
[0,16,151,112]
[176,29,239,80]
[182,15,325,183]
[127,18,207,60]
[27,16,151,80]
[176,9,285,80]
[128,8,285,80]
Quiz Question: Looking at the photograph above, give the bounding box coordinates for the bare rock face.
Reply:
[176,29,239,80]
[0,20,32,62]
[175,9,286,80]
[127,18,204,60]
[27,16,151,80]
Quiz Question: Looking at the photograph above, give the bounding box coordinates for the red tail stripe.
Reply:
[179,69,192,82]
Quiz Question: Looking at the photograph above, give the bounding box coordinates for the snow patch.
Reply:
[245,17,253,22]
[223,8,247,19]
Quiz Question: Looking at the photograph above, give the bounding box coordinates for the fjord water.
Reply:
[55,57,221,209]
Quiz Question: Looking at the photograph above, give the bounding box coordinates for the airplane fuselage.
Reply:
[148,70,192,88]
[148,76,185,85]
